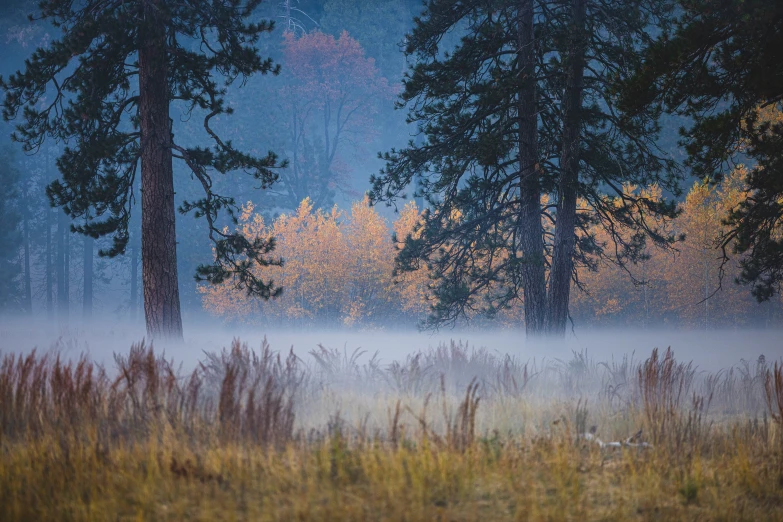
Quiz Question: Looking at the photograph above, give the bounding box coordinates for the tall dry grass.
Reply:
[2,339,783,520]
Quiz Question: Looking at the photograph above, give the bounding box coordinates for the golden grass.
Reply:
[2,341,783,521]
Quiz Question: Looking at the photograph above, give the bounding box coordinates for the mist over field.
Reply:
[1,314,778,375]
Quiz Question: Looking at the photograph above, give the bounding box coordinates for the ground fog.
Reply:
[1,316,777,374]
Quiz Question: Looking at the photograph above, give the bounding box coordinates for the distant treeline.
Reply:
[202,167,783,329]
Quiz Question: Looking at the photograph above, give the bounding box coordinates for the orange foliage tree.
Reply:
[663,170,753,326]
[569,185,673,327]
[199,198,430,327]
[201,189,783,329]
[392,202,432,317]
[568,171,783,328]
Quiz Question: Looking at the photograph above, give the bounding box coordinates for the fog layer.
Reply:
[1,316,776,374]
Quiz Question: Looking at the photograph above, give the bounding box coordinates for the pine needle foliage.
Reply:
[617,0,783,301]
[0,0,286,301]
[370,0,682,334]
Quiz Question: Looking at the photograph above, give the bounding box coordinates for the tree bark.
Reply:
[83,235,93,319]
[139,2,183,339]
[547,0,587,336]
[517,0,547,336]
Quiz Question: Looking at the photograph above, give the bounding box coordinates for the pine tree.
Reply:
[1,0,286,338]
[370,0,680,336]
[617,0,783,302]
[545,0,681,335]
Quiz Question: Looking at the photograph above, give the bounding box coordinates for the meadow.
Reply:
[2,338,783,521]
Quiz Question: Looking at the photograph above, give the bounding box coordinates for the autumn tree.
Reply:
[666,170,756,327]
[391,201,431,317]
[200,199,347,324]
[671,181,722,326]
[321,0,413,82]
[197,191,780,329]
[200,197,430,327]
[1,0,285,338]
[341,198,395,325]
[273,198,347,322]
[263,31,393,210]
[569,185,673,327]
[568,175,774,328]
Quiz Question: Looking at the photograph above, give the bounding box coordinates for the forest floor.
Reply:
[2,339,783,521]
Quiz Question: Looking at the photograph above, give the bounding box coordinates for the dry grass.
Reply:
[2,339,783,521]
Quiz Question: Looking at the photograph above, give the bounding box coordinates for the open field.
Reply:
[2,337,783,521]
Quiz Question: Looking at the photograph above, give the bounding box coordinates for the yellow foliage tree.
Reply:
[568,170,783,328]
[569,185,672,327]
[201,187,782,329]
[391,201,432,316]
[663,168,756,327]
[199,197,431,327]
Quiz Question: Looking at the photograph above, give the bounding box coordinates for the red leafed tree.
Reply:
[269,30,394,209]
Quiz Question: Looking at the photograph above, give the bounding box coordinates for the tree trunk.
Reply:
[704,254,708,330]
[139,4,183,340]
[517,0,547,336]
[547,0,587,336]
[83,235,93,319]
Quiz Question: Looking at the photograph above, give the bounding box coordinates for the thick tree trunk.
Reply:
[517,0,547,336]
[139,4,183,340]
[547,0,587,336]
[83,235,93,319]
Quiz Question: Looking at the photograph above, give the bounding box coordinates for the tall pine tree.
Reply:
[1,0,285,338]
[371,0,680,336]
